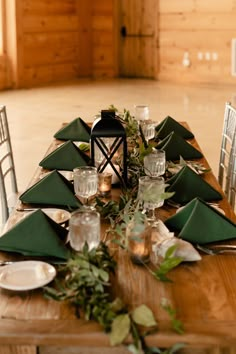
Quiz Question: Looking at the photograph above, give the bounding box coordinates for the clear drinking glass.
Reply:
[73,166,98,206]
[138,176,165,222]
[140,121,156,143]
[68,208,101,251]
[143,149,166,177]
[134,105,149,121]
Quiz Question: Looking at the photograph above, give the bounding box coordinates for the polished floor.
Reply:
[1,78,236,191]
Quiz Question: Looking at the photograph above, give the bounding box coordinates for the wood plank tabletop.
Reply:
[1,122,236,354]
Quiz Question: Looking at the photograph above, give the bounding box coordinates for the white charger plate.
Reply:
[0,261,56,291]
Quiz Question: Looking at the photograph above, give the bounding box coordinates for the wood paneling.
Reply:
[158,0,236,84]
[22,0,77,15]
[11,0,117,87]
[2,0,236,88]
[118,0,158,78]
[91,0,117,79]
[159,0,236,13]
[159,13,236,31]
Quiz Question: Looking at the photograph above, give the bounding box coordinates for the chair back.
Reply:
[218,102,236,202]
[228,136,236,212]
[0,105,18,225]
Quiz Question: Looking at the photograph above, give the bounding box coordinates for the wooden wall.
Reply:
[0,0,117,89]
[92,0,117,79]
[158,0,236,84]
[1,0,236,89]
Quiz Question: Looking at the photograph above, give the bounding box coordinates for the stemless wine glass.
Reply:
[73,166,98,207]
[138,176,165,223]
[68,208,101,251]
[143,149,166,177]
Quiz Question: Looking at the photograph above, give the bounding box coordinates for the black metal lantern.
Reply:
[90,110,128,187]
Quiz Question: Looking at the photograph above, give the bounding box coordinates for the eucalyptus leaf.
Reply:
[110,297,125,313]
[98,269,109,282]
[127,343,143,354]
[78,143,90,152]
[132,304,157,327]
[109,313,131,346]
[162,343,186,354]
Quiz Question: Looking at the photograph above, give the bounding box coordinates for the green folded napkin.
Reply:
[0,209,70,259]
[166,165,222,204]
[165,198,236,244]
[39,141,90,171]
[155,116,194,139]
[19,170,81,208]
[155,132,203,161]
[54,117,91,142]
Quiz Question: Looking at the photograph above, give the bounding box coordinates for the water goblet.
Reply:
[73,166,98,207]
[68,208,101,251]
[138,176,165,223]
[140,120,156,143]
[134,105,149,121]
[143,149,166,177]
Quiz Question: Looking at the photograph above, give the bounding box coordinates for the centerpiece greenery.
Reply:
[44,106,185,354]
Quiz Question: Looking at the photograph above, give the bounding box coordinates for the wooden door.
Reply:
[118,0,158,78]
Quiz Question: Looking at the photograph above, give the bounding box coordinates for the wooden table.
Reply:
[1,124,236,354]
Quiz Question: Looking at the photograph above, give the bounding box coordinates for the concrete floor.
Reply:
[1,78,236,191]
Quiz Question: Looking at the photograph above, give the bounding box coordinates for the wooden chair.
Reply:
[218,102,236,207]
[0,105,18,228]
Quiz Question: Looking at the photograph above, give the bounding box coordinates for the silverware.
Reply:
[16,208,39,212]
[196,244,236,255]
[0,261,15,266]
[167,200,220,209]
[166,200,181,208]
[0,260,67,266]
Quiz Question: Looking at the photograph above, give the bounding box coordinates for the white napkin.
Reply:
[151,221,201,262]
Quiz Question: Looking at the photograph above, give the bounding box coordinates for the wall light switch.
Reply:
[212,52,218,61]
[197,52,203,60]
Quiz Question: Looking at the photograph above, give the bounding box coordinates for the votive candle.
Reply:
[98,172,112,197]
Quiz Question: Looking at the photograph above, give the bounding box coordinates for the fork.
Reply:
[196,244,236,255]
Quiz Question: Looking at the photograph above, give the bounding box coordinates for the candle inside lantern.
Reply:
[98,172,112,197]
[104,164,121,184]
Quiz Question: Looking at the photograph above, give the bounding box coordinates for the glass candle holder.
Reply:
[98,172,112,197]
[126,218,151,265]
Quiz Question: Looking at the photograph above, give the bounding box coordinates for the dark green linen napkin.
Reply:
[39,141,90,171]
[19,170,81,208]
[155,116,194,139]
[155,132,203,161]
[165,197,236,244]
[54,117,91,142]
[166,165,222,204]
[0,209,70,259]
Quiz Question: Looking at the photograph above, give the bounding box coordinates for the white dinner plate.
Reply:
[2,208,70,234]
[0,261,56,291]
[41,208,71,224]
